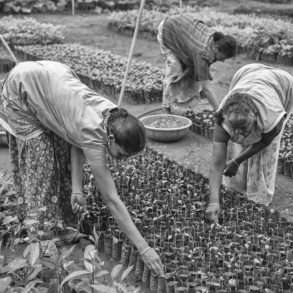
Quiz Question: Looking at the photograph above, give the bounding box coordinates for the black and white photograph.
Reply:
[1,0,293,292]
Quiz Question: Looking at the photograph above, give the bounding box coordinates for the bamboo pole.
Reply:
[72,0,75,16]
[0,35,18,64]
[117,0,146,107]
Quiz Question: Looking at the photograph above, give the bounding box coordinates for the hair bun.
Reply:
[213,32,224,42]
[119,108,128,118]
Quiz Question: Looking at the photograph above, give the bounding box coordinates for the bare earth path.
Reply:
[1,12,293,219]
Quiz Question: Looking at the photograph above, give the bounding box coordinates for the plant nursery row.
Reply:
[62,148,293,293]
[0,16,64,46]
[2,147,293,292]
[13,44,163,104]
[0,0,202,14]
[108,7,293,64]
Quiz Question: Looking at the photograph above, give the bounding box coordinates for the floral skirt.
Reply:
[9,131,76,228]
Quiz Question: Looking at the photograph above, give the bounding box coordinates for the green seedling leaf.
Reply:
[7,258,28,273]
[83,259,94,273]
[63,260,75,271]
[83,245,97,272]
[84,245,96,260]
[120,265,134,282]
[61,245,76,260]
[3,215,18,225]
[0,276,12,292]
[93,226,100,244]
[27,264,43,281]
[90,284,116,293]
[95,270,109,279]
[23,242,40,266]
[40,259,55,270]
[111,264,123,280]
[61,270,90,288]
[23,219,39,226]
[22,280,43,293]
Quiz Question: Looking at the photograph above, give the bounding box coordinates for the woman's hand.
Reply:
[223,159,239,177]
[71,193,87,213]
[206,202,220,223]
[140,247,165,277]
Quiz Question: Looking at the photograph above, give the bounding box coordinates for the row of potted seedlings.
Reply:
[0,16,64,73]
[0,16,64,46]
[13,44,163,104]
[107,7,293,65]
[186,109,293,179]
[81,147,293,293]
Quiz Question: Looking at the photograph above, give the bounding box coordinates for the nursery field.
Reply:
[3,3,293,292]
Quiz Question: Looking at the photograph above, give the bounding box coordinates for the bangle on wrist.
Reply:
[232,159,239,167]
[140,246,151,256]
[72,192,83,195]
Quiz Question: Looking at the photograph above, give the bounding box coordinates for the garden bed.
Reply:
[0,16,64,46]
[107,7,293,65]
[2,147,293,292]
[13,44,163,104]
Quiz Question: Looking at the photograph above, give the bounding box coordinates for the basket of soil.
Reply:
[140,114,192,142]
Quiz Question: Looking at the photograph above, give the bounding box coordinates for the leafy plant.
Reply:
[61,242,140,293]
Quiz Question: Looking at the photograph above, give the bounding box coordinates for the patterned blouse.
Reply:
[161,14,216,81]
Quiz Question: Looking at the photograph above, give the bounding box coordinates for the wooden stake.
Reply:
[0,35,18,64]
[72,0,75,16]
[117,0,146,107]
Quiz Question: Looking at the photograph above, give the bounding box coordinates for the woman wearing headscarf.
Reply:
[157,14,237,115]
[0,60,164,276]
[206,63,293,222]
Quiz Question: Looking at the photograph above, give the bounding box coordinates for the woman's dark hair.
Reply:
[107,108,146,155]
[213,32,237,59]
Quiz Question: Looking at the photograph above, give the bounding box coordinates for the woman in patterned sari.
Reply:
[206,63,293,222]
[0,60,164,276]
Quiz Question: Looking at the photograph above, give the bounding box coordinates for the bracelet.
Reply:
[71,192,83,195]
[140,246,152,256]
[232,159,239,167]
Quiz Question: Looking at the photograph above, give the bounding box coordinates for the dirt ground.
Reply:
[1,3,293,220]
